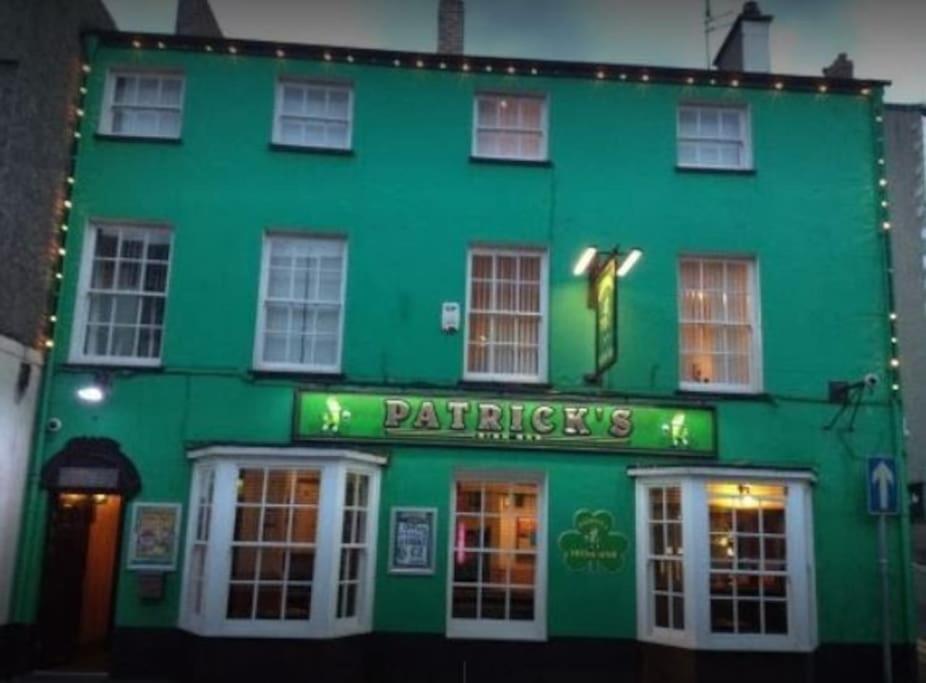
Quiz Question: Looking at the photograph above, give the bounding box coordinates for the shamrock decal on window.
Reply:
[557,509,628,572]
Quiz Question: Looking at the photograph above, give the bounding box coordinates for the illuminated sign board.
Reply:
[294,391,716,456]
[594,256,617,376]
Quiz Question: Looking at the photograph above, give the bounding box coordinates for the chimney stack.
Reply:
[713,1,773,73]
[823,53,854,79]
[438,0,464,54]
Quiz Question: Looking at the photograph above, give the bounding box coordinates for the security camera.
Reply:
[864,373,880,389]
[47,417,63,432]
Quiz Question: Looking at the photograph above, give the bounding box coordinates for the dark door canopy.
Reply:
[40,437,141,498]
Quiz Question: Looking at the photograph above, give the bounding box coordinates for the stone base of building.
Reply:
[101,628,920,683]
[2,625,917,682]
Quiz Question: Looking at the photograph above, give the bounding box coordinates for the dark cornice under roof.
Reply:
[84,30,890,96]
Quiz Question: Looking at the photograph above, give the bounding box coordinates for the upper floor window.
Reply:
[254,234,347,373]
[678,256,761,393]
[472,93,547,162]
[273,79,353,150]
[465,248,548,383]
[100,70,184,139]
[677,104,751,170]
[70,223,172,366]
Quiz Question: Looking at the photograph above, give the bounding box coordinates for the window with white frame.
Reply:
[465,248,547,382]
[449,476,545,641]
[648,486,684,632]
[255,235,346,372]
[677,104,751,170]
[180,449,382,638]
[336,472,371,620]
[226,467,320,621]
[273,79,353,150]
[634,471,816,652]
[679,257,760,392]
[71,223,172,365]
[473,94,547,161]
[100,70,184,139]
[187,467,214,617]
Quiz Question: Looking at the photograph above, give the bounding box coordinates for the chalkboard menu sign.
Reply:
[389,507,437,575]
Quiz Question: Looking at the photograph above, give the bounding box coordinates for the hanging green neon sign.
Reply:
[294,391,716,456]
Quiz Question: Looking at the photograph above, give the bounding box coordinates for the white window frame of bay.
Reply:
[463,246,549,383]
[69,220,173,366]
[253,233,348,373]
[631,468,817,653]
[179,447,382,639]
[446,470,548,642]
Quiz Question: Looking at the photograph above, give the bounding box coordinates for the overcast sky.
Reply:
[103,0,925,103]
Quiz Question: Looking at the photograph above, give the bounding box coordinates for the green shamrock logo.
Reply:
[558,509,628,572]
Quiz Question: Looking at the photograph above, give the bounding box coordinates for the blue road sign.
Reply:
[867,456,898,515]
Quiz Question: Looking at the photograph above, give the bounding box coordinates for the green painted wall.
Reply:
[12,40,913,647]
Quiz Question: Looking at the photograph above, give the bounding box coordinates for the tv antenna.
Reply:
[704,0,735,69]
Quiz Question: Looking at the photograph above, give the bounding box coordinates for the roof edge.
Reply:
[81,29,891,95]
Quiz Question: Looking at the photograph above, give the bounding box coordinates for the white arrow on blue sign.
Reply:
[867,456,898,515]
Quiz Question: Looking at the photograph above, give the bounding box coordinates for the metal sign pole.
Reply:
[878,512,892,683]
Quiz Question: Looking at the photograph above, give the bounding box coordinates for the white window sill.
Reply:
[252,363,342,375]
[96,131,182,143]
[676,163,754,173]
[68,355,162,368]
[447,620,546,642]
[470,154,551,166]
[463,372,547,385]
[679,382,762,395]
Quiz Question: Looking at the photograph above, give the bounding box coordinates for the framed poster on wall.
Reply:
[389,507,437,575]
[127,502,182,571]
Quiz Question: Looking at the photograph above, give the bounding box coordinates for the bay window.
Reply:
[180,448,382,638]
[632,468,816,652]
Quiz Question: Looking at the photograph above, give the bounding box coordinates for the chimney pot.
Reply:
[823,53,854,79]
[438,0,464,55]
[713,1,773,73]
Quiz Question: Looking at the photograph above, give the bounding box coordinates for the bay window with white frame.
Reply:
[254,235,347,373]
[465,248,548,383]
[472,93,548,162]
[70,222,172,365]
[272,79,353,150]
[180,448,381,638]
[677,104,751,170]
[679,256,761,393]
[448,474,546,641]
[633,470,817,652]
[99,69,184,139]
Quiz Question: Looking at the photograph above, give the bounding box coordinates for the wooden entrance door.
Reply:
[37,492,123,670]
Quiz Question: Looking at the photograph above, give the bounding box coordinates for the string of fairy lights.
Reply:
[40,35,884,360]
[42,60,91,352]
[871,95,902,397]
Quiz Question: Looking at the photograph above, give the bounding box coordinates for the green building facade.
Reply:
[5,30,915,682]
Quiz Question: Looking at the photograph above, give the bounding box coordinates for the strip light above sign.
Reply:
[294,391,716,456]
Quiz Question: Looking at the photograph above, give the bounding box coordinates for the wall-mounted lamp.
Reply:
[76,373,110,404]
[573,247,598,276]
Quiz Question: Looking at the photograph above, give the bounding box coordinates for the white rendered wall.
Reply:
[0,335,42,624]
